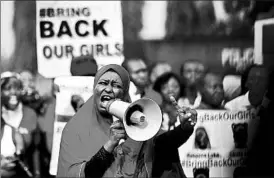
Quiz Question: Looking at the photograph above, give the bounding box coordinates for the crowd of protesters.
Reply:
[1,54,273,177]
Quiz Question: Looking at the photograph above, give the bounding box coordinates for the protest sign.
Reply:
[254,18,274,71]
[36,1,124,78]
[179,109,260,178]
[49,76,94,175]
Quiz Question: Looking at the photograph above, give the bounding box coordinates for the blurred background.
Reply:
[1,1,274,75]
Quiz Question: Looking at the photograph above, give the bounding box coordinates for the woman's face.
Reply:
[195,128,209,149]
[1,78,22,110]
[20,71,35,90]
[160,77,181,102]
[94,71,124,114]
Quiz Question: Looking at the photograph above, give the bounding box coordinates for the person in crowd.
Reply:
[225,64,269,111]
[57,64,197,178]
[194,126,211,150]
[153,72,184,131]
[1,71,38,178]
[198,71,225,109]
[31,73,61,178]
[222,75,242,102]
[20,70,55,177]
[149,61,172,84]
[71,94,85,112]
[122,57,162,105]
[20,70,46,116]
[179,59,206,108]
[70,55,98,77]
[245,69,274,177]
[20,70,36,91]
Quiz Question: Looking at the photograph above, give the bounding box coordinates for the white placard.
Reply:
[179,109,259,178]
[254,18,274,65]
[36,1,124,78]
[49,76,94,175]
[49,121,67,176]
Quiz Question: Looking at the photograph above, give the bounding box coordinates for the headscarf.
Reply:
[57,64,132,177]
[1,71,21,89]
[1,71,21,80]
[93,64,131,102]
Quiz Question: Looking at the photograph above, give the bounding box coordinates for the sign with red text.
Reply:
[36,1,124,78]
[178,109,259,178]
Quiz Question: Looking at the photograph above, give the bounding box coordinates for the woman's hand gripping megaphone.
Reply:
[170,96,197,129]
[104,119,127,153]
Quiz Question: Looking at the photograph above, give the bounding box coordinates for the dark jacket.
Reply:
[151,125,193,178]
[245,101,274,177]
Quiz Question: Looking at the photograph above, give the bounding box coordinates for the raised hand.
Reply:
[170,95,197,128]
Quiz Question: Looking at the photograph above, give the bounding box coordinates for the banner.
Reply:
[254,18,274,70]
[49,76,94,175]
[179,109,259,178]
[36,1,124,78]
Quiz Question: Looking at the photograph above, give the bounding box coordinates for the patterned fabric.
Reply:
[114,139,145,178]
[84,147,115,177]
[133,153,148,178]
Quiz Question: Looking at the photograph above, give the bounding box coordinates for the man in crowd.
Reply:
[179,59,206,108]
[122,57,162,105]
[71,94,85,112]
[245,69,274,177]
[70,55,98,76]
[198,71,225,109]
[225,65,269,111]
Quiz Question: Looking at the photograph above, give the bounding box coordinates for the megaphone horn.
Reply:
[106,98,162,141]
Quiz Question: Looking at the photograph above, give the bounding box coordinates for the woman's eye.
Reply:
[113,84,122,89]
[99,81,107,85]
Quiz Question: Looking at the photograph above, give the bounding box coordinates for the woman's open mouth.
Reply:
[100,95,114,109]
[9,95,18,105]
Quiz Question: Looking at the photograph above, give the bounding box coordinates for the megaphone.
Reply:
[106,98,162,141]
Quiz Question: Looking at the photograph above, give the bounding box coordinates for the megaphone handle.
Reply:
[112,116,125,145]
